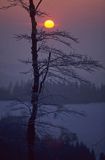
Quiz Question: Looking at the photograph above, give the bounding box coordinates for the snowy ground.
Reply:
[0,101,105,157]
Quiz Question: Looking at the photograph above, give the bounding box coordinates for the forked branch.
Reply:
[38,52,51,94]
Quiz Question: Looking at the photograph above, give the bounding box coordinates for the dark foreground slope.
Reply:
[0,116,105,160]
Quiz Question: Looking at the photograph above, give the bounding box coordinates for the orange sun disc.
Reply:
[44,19,55,29]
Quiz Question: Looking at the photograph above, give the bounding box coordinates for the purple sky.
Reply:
[0,0,105,85]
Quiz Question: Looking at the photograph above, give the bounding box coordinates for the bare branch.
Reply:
[37,29,78,43]
[20,69,33,75]
[0,0,29,12]
[35,0,43,11]
[36,10,48,17]
[18,59,32,64]
[14,34,31,42]
[38,52,51,94]
[18,0,29,12]
[0,3,17,10]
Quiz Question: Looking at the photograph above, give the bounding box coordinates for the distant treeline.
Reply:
[0,80,105,104]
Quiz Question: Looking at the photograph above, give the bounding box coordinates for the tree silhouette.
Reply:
[0,0,104,145]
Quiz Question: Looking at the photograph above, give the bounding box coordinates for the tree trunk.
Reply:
[28,0,39,125]
[27,0,39,151]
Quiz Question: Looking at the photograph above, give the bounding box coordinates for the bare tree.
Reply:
[0,0,104,142]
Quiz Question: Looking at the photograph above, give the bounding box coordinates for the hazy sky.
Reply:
[0,0,105,86]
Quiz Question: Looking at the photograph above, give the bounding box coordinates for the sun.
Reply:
[44,19,55,29]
